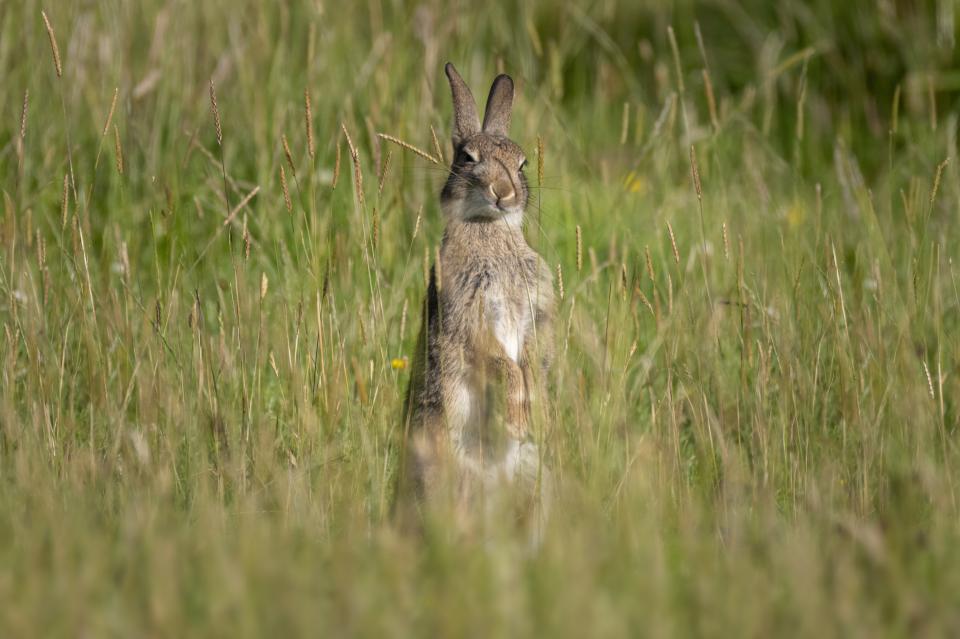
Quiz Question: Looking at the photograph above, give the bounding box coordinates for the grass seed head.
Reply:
[537,135,544,186]
[341,123,365,209]
[113,125,124,176]
[19,90,29,141]
[930,157,949,208]
[209,80,222,145]
[280,165,292,212]
[41,10,62,78]
[304,88,315,159]
[576,225,583,272]
[668,222,680,265]
[282,134,296,175]
[690,145,702,201]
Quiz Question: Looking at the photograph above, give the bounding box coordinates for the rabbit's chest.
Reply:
[482,283,529,363]
[444,252,538,364]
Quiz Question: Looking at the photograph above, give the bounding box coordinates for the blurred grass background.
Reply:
[1,0,959,635]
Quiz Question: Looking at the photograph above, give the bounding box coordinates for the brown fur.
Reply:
[397,64,555,534]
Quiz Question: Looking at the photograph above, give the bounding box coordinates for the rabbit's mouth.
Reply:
[465,206,523,225]
[466,195,523,220]
[443,194,524,228]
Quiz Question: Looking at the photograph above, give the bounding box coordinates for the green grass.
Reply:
[2,0,959,635]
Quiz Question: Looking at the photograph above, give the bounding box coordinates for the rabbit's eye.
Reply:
[519,158,528,171]
[460,148,479,163]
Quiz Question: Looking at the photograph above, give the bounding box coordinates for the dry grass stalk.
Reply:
[222,186,260,227]
[691,144,713,309]
[737,235,745,298]
[830,241,848,330]
[430,125,445,164]
[41,10,62,78]
[667,222,680,265]
[113,125,124,176]
[103,88,118,137]
[796,59,808,141]
[76,216,98,324]
[666,271,674,314]
[209,80,222,146]
[280,165,292,212]
[304,89,315,159]
[38,232,49,304]
[891,84,901,136]
[341,123,365,209]
[37,231,45,268]
[644,245,655,282]
[434,245,442,292]
[694,22,720,133]
[702,70,719,132]
[260,273,268,301]
[372,208,380,250]
[620,102,630,145]
[667,26,684,94]
[636,286,655,318]
[556,263,565,300]
[722,222,730,260]
[61,174,69,228]
[412,206,422,241]
[378,150,392,196]
[694,21,709,65]
[376,133,441,165]
[399,298,409,342]
[332,138,342,189]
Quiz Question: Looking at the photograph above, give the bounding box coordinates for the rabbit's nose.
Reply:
[490,180,515,205]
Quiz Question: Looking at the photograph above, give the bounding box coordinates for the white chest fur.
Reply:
[484,285,530,363]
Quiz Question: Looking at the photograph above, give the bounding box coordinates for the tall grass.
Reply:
[1,0,958,635]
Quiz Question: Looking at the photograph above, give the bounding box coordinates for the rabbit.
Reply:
[397,63,555,537]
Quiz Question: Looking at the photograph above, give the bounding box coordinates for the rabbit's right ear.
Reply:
[445,63,480,147]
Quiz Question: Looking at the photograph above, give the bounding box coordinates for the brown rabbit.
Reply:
[398,63,555,534]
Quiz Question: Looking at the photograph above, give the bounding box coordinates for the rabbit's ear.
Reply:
[482,74,513,136]
[445,63,481,146]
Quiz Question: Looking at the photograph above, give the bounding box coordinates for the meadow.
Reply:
[1,0,959,635]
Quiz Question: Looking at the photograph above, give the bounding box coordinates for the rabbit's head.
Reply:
[441,63,528,227]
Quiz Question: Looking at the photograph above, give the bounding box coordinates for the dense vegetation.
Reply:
[1,0,958,635]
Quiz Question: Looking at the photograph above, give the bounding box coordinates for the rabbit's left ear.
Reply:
[482,74,514,136]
